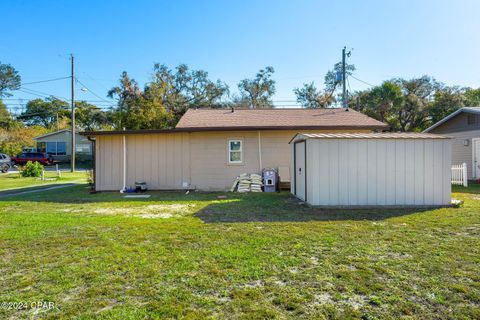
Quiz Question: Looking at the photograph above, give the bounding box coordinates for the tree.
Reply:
[109,65,229,129]
[150,63,229,117]
[0,62,21,97]
[350,76,442,132]
[351,81,403,126]
[75,101,112,131]
[426,86,467,129]
[294,82,336,108]
[108,71,174,129]
[294,62,355,109]
[465,88,480,106]
[0,99,18,129]
[20,97,69,128]
[324,62,355,93]
[0,125,48,156]
[392,76,440,131]
[238,66,275,108]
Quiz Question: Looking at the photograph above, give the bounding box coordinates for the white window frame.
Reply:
[228,139,243,164]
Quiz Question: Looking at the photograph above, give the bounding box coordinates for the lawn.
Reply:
[0,184,478,319]
[0,171,88,191]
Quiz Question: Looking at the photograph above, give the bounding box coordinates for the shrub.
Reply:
[20,161,44,177]
[86,169,94,186]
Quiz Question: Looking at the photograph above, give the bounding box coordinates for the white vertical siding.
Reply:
[405,140,415,205]
[328,141,339,205]
[376,140,387,205]
[300,138,451,206]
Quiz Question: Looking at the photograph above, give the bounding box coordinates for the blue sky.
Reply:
[2,0,479,113]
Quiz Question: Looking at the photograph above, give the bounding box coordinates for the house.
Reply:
[290,133,451,207]
[34,129,93,162]
[423,107,480,179]
[83,108,388,191]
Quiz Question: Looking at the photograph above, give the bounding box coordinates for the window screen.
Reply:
[228,140,243,163]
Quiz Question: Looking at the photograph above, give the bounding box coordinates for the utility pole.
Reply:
[70,54,75,172]
[342,46,347,109]
[341,46,352,110]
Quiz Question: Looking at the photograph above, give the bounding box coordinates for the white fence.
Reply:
[451,163,468,187]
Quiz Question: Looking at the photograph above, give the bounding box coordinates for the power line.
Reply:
[19,87,70,101]
[3,97,117,105]
[75,77,114,103]
[18,88,50,99]
[350,75,375,87]
[21,76,70,86]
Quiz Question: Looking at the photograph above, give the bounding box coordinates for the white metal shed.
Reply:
[290,133,452,207]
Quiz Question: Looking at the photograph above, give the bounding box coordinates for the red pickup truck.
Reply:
[11,152,54,166]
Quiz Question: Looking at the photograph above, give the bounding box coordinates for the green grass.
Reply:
[0,184,479,319]
[0,171,87,191]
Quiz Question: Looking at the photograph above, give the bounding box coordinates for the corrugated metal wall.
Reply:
[295,138,451,206]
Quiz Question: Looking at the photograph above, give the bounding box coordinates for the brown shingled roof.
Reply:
[175,108,388,130]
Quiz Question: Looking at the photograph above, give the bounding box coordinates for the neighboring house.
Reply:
[423,107,480,180]
[34,129,93,162]
[83,108,388,191]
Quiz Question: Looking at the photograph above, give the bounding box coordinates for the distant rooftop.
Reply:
[423,107,480,132]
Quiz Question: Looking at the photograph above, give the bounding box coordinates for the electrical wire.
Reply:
[21,76,70,86]
[350,75,375,87]
[19,87,70,101]
[75,78,114,103]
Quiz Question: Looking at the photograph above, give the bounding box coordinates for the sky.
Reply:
[2,0,480,113]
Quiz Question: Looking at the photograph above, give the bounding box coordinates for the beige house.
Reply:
[83,108,388,191]
[423,107,480,179]
[34,129,93,162]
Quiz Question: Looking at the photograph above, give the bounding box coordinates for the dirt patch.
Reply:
[62,204,196,218]
[314,293,334,305]
[137,213,174,219]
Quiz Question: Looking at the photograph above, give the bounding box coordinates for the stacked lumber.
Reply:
[230,173,263,193]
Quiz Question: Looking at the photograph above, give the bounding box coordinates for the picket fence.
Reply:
[451,163,468,187]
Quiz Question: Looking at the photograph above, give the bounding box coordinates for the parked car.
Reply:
[0,153,11,173]
[11,152,54,166]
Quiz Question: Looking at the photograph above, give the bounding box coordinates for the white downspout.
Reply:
[120,133,126,192]
[258,130,262,171]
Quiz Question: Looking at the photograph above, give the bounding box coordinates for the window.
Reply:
[45,142,67,155]
[76,144,91,153]
[46,142,57,155]
[57,142,67,155]
[37,142,46,153]
[228,140,243,164]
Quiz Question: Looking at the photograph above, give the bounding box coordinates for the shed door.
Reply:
[295,141,306,201]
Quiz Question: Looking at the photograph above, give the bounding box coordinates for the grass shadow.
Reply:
[452,183,480,194]
[0,184,442,222]
[0,183,83,198]
[194,197,435,223]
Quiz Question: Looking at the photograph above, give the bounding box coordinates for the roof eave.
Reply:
[33,129,71,140]
[423,107,480,132]
[82,124,389,136]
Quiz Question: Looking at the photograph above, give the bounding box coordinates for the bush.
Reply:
[20,161,44,177]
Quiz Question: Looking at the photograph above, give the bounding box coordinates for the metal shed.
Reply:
[290,133,452,207]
